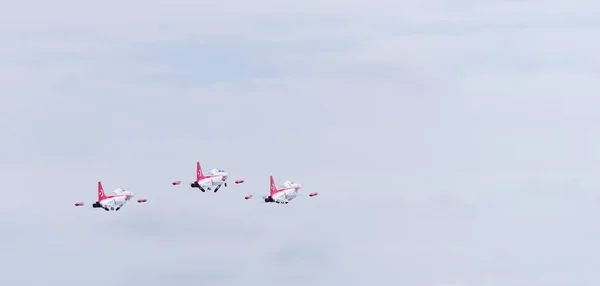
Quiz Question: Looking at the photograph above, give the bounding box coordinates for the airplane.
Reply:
[186,161,229,193]
[74,181,147,211]
[244,175,317,204]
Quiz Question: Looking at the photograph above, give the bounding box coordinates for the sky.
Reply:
[2,0,600,285]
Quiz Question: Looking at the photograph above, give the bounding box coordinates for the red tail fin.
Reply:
[196,161,204,181]
[269,175,278,196]
[97,181,107,201]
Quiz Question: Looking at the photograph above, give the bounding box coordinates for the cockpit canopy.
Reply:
[282,181,295,187]
[210,168,226,174]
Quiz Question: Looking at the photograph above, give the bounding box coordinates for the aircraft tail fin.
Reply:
[196,161,204,181]
[97,181,108,201]
[269,175,278,196]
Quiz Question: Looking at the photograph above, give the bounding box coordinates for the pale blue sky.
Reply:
[2,0,600,285]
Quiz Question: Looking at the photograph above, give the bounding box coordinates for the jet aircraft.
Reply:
[173,161,230,192]
[74,181,147,211]
[244,175,317,204]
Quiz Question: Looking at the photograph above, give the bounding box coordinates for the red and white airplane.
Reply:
[74,181,147,211]
[244,175,317,204]
[173,161,230,192]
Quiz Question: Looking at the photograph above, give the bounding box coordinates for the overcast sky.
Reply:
[2,0,600,285]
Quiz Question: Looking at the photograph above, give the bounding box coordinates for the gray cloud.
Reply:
[2,0,600,285]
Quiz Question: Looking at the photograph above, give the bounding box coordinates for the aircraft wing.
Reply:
[286,192,319,202]
[244,194,267,200]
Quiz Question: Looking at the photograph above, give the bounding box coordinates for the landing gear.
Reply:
[213,185,221,193]
[104,208,109,211]
[207,187,212,191]
[116,207,121,211]
[224,183,227,187]
[191,182,206,192]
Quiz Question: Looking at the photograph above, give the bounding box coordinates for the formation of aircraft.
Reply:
[74,160,318,211]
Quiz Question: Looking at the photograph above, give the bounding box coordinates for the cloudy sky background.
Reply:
[2,0,600,285]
